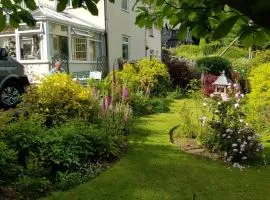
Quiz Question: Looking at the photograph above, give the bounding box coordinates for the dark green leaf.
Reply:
[24,0,37,10]
[213,15,239,40]
[85,1,98,16]
[57,0,68,12]
[0,15,6,31]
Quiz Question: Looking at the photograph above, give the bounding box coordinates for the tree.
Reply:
[0,0,115,31]
[135,0,270,47]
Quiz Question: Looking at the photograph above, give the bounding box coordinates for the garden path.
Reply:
[46,99,270,200]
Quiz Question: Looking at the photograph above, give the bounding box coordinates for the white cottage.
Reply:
[0,0,162,82]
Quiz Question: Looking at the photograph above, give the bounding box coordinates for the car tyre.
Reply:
[0,82,23,108]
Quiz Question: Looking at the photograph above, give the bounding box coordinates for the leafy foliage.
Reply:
[21,74,100,126]
[135,0,270,47]
[0,0,115,31]
[197,56,232,75]
[247,63,270,134]
[112,58,171,97]
[198,91,264,164]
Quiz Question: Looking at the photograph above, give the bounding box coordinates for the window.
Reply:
[72,36,87,61]
[149,49,154,60]
[50,35,68,58]
[122,36,129,60]
[89,40,102,61]
[121,0,128,11]
[0,36,16,58]
[49,23,69,58]
[17,23,44,60]
[20,34,41,60]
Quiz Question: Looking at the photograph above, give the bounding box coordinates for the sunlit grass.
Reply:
[45,99,270,200]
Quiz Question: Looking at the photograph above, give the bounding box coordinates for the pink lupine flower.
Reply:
[122,87,129,101]
[103,95,112,110]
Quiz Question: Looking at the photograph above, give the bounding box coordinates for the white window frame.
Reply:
[17,22,45,61]
[121,0,129,12]
[71,28,103,62]
[122,35,129,61]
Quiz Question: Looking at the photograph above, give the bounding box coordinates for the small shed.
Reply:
[212,71,233,94]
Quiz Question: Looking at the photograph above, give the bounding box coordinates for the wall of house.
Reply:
[106,0,145,71]
[146,27,162,60]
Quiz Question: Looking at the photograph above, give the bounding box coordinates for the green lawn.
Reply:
[45,99,270,200]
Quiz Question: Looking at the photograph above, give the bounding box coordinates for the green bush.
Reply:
[0,114,129,196]
[198,95,264,164]
[0,141,18,185]
[197,56,232,76]
[174,45,203,60]
[21,74,100,126]
[247,63,270,134]
[200,41,222,56]
[107,58,170,97]
[222,46,249,60]
[249,50,270,68]
[130,92,170,116]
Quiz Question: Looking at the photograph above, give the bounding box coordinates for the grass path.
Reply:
[46,99,270,200]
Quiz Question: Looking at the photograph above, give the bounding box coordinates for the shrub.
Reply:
[112,58,171,97]
[247,63,270,134]
[200,41,222,56]
[21,74,100,126]
[0,141,18,185]
[222,46,249,60]
[198,92,264,165]
[249,50,270,68]
[130,92,170,116]
[197,56,232,76]
[175,45,203,60]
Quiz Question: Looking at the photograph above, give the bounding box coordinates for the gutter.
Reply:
[104,0,109,73]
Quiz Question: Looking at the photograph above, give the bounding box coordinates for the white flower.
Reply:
[242,156,247,160]
[203,103,207,107]
[233,83,237,87]
[227,135,231,139]
[241,94,244,97]
[222,134,227,138]
[259,144,264,150]
[247,136,252,141]
[237,138,242,143]
[239,119,244,123]
[233,149,238,152]
[215,110,219,113]
[210,93,214,98]
[243,141,247,145]
[218,102,221,105]
[245,123,249,126]
[226,156,232,162]
[224,152,228,157]
[234,103,240,108]
[232,143,238,147]
[226,129,233,134]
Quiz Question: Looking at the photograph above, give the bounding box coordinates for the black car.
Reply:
[0,48,29,108]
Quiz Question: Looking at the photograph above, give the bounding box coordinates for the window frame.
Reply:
[121,0,129,12]
[122,35,129,61]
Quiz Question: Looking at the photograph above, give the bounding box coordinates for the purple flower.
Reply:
[103,95,112,110]
[122,87,129,101]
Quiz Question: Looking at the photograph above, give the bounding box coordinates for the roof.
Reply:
[31,7,105,32]
[212,71,233,86]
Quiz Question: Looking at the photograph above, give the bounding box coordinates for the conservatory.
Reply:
[0,7,105,83]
